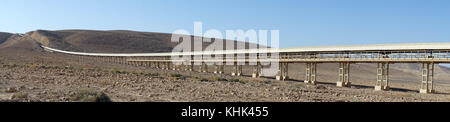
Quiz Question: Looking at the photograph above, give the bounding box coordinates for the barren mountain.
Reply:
[27,30,259,53]
[0,32,13,44]
[0,35,42,51]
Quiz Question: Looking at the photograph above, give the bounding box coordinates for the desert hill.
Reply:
[0,34,42,51]
[27,30,259,53]
[0,32,13,44]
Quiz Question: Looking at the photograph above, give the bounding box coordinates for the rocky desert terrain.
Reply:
[1,30,450,102]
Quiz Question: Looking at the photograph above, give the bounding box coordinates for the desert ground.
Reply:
[1,30,450,102]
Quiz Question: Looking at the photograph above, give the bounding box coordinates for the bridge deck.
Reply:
[41,43,449,94]
[127,58,450,63]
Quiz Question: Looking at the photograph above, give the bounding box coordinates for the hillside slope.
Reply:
[28,30,259,53]
[0,32,13,44]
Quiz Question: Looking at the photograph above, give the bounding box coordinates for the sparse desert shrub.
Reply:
[199,78,210,82]
[214,77,228,82]
[110,69,119,74]
[39,65,48,69]
[70,89,111,102]
[12,92,28,99]
[94,68,102,72]
[110,68,126,74]
[293,83,304,88]
[144,72,159,77]
[4,87,18,93]
[315,85,327,89]
[7,63,18,67]
[169,73,185,80]
[98,79,109,86]
[228,78,241,82]
[131,71,141,75]
[169,73,183,78]
[29,64,40,69]
[64,66,74,70]
[261,80,272,84]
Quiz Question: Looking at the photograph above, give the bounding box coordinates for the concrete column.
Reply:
[337,62,351,87]
[189,62,194,71]
[163,62,169,70]
[184,62,190,71]
[305,63,317,84]
[220,65,224,74]
[110,57,114,63]
[167,62,172,70]
[237,65,242,76]
[252,62,262,78]
[232,63,238,76]
[159,62,164,69]
[214,64,224,74]
[203,63,208,72]
[276,63,289,80]
[232,63,237,76]
[214,64,219,74]
[179,63,182,70]
[375,63,390,91]
[199,62,208,72]
[420,63,435,93]
[172,63,179,70]
[232,63,243,76]
[283,63,289,80]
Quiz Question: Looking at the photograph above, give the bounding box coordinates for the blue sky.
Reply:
[1,0,450,48]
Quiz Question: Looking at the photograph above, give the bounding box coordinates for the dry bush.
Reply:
[70,89,111,102]
[12,92,28,99]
